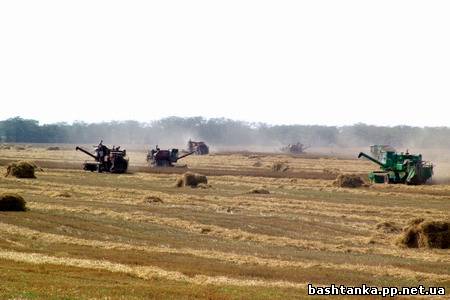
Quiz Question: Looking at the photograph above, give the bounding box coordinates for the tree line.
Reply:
[0,116,448,148]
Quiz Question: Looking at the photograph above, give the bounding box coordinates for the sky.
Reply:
[0,1,449,127]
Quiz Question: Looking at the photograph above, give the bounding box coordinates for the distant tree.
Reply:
[0,117,41,142]
[1,116,450,149]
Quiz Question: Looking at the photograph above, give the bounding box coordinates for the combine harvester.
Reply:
[187,139,209,155]
[358,145,433,185]
[280,142,309,154]
[76,141,129,173]
[147,146,195,167]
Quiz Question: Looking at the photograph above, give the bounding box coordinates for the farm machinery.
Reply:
[187,139,209,155]
[358,146,433,185]
[147,146,195,167]
[281,142,309,154]
[76,141,128,173]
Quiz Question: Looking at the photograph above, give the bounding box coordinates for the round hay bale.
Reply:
[248,187,270,194]
[176,172,208,188]
[399,219,450,249]
[0,193,27,211]
[5,161,36,178]
[333,174,365,188]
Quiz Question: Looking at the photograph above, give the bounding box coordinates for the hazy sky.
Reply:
[0,1,449,126]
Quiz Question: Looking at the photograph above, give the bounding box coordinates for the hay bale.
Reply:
[46,146,60,151]
[176,172,208,188]
[420,221,450,248]
[333,174,364,188]
[272,161,289,172]
[399,219,450,249]
[0,193,27,211]
[5,161,36,178]
[400,226,421,248]
[248,187,270,194]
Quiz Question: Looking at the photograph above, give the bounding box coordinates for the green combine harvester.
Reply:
[358,146,433,185]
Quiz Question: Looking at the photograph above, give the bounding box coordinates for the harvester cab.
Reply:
[76,141,129,173]
[369,145,396,161]
[147,146,195,167]
[358,147,433,185]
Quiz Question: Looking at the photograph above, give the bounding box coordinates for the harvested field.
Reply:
[0,146,449,299]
